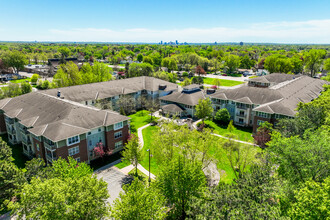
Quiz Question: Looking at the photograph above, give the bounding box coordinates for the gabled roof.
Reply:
[159,90,206,106]
[41,76,178,102]
[0,92,129,142]
[234,97,253,105]
[161,104,184,112]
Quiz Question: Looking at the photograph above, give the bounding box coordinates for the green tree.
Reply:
[212,78,221,88]
[111,179,167,220]
[214,108,230,124]
[191,76,204,85]
[128,63,154,77]
[324,58,330,72]
[161,57,178,72]
[54,61,82,87]
[143,56,154,65]
[20,81,32,94]
[30,74,40,85]
[239,55,255,69]
[122,134,142,176]
[225,54,240,73]
[291,55,303,74]
[156,157,207,219]
[1,51,27,74]
[137,53,143,62]
[8,158,109,219]
[182,77,191,86]
[267,129,330,184]
[303,49,326,77]
[289,177,330,219]
[195,98,213,124]
[2,83,22,97]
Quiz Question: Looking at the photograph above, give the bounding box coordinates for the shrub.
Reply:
[215,108,230,124]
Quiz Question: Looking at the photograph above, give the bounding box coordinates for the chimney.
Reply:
[57,90,61,98]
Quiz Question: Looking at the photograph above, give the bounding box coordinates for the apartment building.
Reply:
[209,74,329,132]
[0,76,178,164]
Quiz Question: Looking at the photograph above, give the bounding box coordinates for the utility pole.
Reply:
[147,149,151,186]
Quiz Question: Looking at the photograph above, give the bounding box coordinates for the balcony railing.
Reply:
[46,154,57,163]
[22,137,32,145]
[44,142,56,151]
[19,127,29,135]
[236,113,246,117]
[236,105,248,110]
[7,127,16,134]
[5,118,14,124]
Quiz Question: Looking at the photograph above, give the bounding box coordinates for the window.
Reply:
[68,146,79,156]
[98,128,102,132]
[67,136,80,146]
[75,157,80,162]
[36,143,40,151]
[114,131,122,139]
[257,120,264,126]
[85,101,88,105]
[114,122,123,130]
[115,141,123,149]
[258,112,269,118]
[87,131,91,135]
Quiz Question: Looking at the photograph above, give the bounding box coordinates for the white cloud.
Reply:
[6,19,330,43]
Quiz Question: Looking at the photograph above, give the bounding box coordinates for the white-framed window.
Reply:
[114,122,123,130]
[36,143,40,151]
[75,157,80,162]
[257,120,264,126]
[258,112,269,118]
[115,141,123,149]
[68,146,79,156]
[114,131,122,139]
[67,135,80,146]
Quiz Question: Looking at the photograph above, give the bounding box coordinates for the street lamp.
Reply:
[147,149,151,186]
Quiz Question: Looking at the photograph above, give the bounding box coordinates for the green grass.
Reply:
[203,77,244,87]
[249,75,258,79]
[0,135,29,169]
[140,125,161,176]
[128,110,151,134]
[9,77,31,83]
[114,158,131,169]
[204,120,254,143]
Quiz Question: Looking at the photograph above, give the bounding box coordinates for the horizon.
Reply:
[1,0,330,44]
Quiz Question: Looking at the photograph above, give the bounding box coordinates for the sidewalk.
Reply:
[211,133,257,146]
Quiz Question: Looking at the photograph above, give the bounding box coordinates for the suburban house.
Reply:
[209,73,329,132]
[159,84,206,118]
[0,76,178,164]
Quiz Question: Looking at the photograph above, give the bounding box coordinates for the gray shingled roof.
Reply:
[41,76,178,102]
[159,90,206,106]
[249,73,299,84]
[211,75,329,117]
[0,92,129,142]
[161,104,184,112]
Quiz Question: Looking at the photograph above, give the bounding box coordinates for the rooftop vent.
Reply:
[206,88,216,94]
[57,90,61,98]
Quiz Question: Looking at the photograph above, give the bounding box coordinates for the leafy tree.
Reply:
[117,95,136,115]
[239,55,255,69]
[195,98,213,124]
[224,54,240,73]
[20,81,32,94]
[161,57,178,72]
[137,53,143,62]
[156,157,207,219]
[222,137,258,179]
[2,83,22,97]
[195,65,206,76]
[291,55,303,74]
[93,142,106,159]
[54,61,82,87]
[276,104,326,137]
[303,49,326,77]
[212,78,221,88]
[30,74,40,85]
[143,56,154,65]
[188,163,282,219]
[324,58,330,72]
[214,108,230,124]
[128,63,154,77]
[122,134,142,176]
[253,121,273,148]
[182,77,191,86]
[1,51,27,74]
[267,129,330,184]
[227,120,235,133]
[289,177,330,219]
[264,54,293,74]
[191,76,204,85]
[111,179,167,220]
[145,98,160,121]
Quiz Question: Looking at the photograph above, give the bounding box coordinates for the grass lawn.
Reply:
[204,120,254,143]
[0,135,29,169]
[9,77,31,84]
[203,77,244,87]
[128,110,151,134]
[140,125,161,176]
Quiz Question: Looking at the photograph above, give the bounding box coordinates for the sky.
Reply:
[0,0,330,44]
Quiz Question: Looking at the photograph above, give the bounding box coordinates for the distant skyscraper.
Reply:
[215,42,217,45]
[240,42,244,46]
[160,41,163,44]
[176,40,178,45]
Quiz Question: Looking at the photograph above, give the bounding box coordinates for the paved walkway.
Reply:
[211,133,257,146]
[200,74,252,82]
[137,123,151,147]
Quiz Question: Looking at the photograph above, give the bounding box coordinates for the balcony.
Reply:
[236,105,248,110]
[236,113,246,117]
[5,118,14,124]
[7,127,16,134]
[46,154,57,163]
[44,142,56,151]
[22,136,32,145]
[19,127,29,135]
